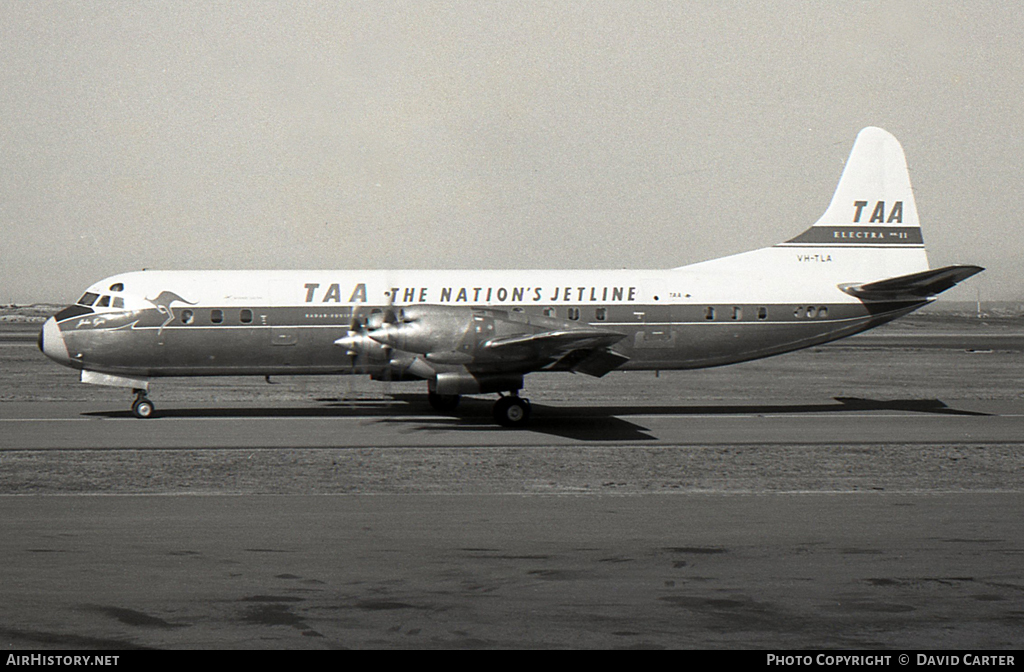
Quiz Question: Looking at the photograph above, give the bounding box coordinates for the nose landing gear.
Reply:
[131,389,155,419]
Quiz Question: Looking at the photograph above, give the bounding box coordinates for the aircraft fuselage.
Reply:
[43,268,923,380]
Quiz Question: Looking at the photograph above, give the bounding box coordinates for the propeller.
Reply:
[376,288,399,389]
[334,286,394,375]
[333,288,437,399]
[364,286,417,395]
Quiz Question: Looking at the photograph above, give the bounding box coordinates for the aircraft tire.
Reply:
[428,392,461,413]
[493,396,531,427]
[132,398,155,419]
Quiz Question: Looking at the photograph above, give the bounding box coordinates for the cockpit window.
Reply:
[112,297,124,309]
[109,283,124,292]
[96,295,111,308]
[78,292,99,306]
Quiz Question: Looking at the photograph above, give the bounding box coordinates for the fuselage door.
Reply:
[268,279,297,346]
[634,279,675,349]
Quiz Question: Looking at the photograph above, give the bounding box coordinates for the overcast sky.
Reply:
[2,1,1022,303]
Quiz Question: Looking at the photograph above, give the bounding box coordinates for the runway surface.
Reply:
[2,318,1023,649]
[3,397,1023,496]
[3,397,1023,449]
[2,493,1022,650]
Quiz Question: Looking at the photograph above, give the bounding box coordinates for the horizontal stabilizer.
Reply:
[839,265,984,301]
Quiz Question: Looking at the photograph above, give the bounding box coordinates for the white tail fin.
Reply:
[814,126,920,229]
[779,127,926,257]
[770,126,931,282]
[679,127,933,289]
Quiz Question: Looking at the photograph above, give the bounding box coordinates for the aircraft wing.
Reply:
[839,265,984,301]
[482,329,629,377]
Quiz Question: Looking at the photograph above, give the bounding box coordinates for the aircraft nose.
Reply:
[40,317,70,364]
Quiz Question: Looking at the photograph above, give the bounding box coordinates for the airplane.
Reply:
[39,127,982,426]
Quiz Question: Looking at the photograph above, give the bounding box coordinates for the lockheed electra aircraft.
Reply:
[40,127,982,425]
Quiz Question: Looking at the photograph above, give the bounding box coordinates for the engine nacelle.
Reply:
[365,305,577,365]
[367,305,480,356]
[368,355,436,382]
[433,372,524,396]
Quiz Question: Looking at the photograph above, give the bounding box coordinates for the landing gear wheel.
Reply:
[493,395,531,427]
[131,392,155,419]
[428,392,461,413]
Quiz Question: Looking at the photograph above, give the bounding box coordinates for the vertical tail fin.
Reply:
[780,126,925,253]
[774,127,930,281]
[678,128,945,288]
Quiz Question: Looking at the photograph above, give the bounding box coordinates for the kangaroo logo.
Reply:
[146,291,197,332]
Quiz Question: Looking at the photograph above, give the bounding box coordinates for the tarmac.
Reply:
[2,493,1021,649]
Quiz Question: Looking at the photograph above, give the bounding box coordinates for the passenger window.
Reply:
[78,292,99,306]
[817,306,828,319]
[543,307,556,317]
[806,306,816,318]
[732,306,742,320]
[211,309,224,324]
[109,283,124,292]
[794,307,803,318]
[96,295,111,307]
[240,309,253,324]
[568,307,580,321]
[595,307,607,321]
[112,297,124,309]
[758,306,768,320]
[181,309,194,324]
[704,307,715,320]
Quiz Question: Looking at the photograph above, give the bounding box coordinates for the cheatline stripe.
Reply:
[783,225,923,245]
[776,243,925,249]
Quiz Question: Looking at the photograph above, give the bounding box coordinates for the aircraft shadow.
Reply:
[82,395,988,443]
[571,396,991,418]
[365,395,989,442]
[81,396,658,442]
[366,399,661,442]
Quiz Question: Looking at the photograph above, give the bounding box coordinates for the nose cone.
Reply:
[40,317,71,365]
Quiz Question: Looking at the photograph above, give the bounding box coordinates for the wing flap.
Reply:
[482,328,629,375]
[839,265,984,301]
[546,348,630,377]
[484,329,625,353]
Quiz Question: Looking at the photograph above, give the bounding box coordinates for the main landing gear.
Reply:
[426,390,532,427]
[492,393,531,427]
[131,389,155,419]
